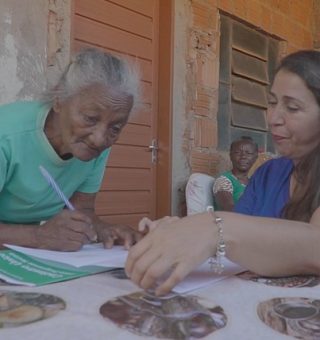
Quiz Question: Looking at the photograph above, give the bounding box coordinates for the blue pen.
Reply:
[39,165,75,211]
[39,165,98,242]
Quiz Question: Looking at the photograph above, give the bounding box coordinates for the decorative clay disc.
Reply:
[0,291,65,328]
[237,271,320,288]
[100,291,227,339]
[257,297,320,339]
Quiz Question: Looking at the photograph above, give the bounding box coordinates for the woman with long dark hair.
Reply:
[126,50,320,295]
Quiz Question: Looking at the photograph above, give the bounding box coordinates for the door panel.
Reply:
[100,168,151,191]
[108,145,151,168]
[74,40,152,82]
[74,16,153,59]
[75,0,153,38]
[117,124,151,146]
[112,0,154,16]
[95,191,151,215]
[99,214,146,227]
[128,104,152,125]
[73,0,167,227]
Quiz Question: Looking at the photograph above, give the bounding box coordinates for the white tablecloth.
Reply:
[0,272,319,339]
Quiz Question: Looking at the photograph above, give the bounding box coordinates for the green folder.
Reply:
[0,250,112,286]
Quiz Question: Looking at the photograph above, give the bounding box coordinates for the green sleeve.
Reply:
[77,148,111,193]
[0,145,9,192]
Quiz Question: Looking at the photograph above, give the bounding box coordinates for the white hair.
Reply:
[42,48,140,112]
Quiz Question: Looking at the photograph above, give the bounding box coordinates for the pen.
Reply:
[39,165,98,242]
[39,165,75,211]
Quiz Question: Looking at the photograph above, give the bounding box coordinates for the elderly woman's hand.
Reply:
[95,223,143,249]
[35,210,96,251]
[138,216,181,234]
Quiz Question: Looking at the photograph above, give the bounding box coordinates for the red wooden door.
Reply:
[72,0,159,227]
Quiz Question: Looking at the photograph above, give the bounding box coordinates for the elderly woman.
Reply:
[0,48,142,251]
[126,49,320,295]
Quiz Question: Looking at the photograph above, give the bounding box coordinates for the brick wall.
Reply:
[186,0,318,176]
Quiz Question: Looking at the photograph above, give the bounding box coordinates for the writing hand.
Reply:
[35,210,96,251]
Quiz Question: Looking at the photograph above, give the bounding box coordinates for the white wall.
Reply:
[171,0,192,215]
[0,0,71,105]
[0,0,48,104]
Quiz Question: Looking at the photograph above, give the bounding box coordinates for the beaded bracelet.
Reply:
[206,206,226,274]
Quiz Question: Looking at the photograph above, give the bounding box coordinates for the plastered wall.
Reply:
[0,0,48,104]
[0,0,71,105]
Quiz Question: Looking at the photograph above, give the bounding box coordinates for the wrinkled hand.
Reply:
[125,213,216,295]
[96,223,143,250]
[35,210,96,251]
[138,216,180,234]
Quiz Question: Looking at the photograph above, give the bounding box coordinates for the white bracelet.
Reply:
[206,206,226,274]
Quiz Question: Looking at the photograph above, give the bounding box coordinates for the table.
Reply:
[0,272,319,339]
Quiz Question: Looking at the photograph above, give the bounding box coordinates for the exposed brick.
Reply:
[217,0,234,13]
[190,150,220,175]
[277,0,291,14]
[265,0,280,10]
[313,0,320,48]
[285,19,302,43]
[193,86,218,117]
[233,0,247,19]
[195,0,218,5]
[47,10,60,66]
[302,29,313,47]
[195,88,211,107]
[196,54,218,89]
[288,26,306,49]
[184,0,316,183]
[270,11,287,39]
[245,0,263,29]
[278,41,288,59]
[289,0,310,28]
[194,117,216,147]
[192,2,218,30]
[260,5,272,32]
[196,31,215,52]
[286,43,299,54]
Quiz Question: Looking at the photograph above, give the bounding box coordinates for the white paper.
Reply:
[4,243,128,268]
[5,244,245,293]
[173,258,245,294]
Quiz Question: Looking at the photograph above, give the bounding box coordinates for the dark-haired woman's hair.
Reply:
[278,50,320,222]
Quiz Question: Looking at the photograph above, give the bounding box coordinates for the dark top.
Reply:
[234,157,293,218]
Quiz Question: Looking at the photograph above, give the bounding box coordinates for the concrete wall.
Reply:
[0,0,71,105]
[0,0,48,104]
[171,1,192,215]
[171,0,319,215]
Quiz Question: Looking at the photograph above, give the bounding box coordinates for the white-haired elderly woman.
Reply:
[0,48,142,251]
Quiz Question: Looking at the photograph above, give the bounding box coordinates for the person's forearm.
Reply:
[0,223,38,248]
[215,192,234,212]
[218,212,320,276]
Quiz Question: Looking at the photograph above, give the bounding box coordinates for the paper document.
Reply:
[173,257,245,294]
[0,250,109,286]
[5,243,127,268]
[3,244,245,293]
